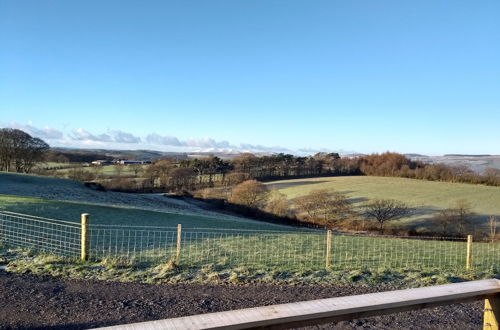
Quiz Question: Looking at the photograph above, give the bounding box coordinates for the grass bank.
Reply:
[0,246,498,289]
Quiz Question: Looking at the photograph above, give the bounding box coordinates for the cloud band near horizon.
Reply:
[1,122,328,154]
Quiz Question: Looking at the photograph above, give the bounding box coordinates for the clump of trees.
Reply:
[432,199,474,236]
[0,128,49,173]
[295,189,355,227]
[358,152,500,187]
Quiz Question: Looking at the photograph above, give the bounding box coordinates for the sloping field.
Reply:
[266,176,500,231]
[0,173,291,230]
[0,195,289,230]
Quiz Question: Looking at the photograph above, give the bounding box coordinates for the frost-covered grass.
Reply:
[1,247,498,288]
[267,176,500,231]
[0,194,290,230]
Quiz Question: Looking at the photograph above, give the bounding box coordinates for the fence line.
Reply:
[0,212,80,258]
[0,211,499,271]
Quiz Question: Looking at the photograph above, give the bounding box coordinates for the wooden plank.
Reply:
[99,279,500,330]
[484,294,500,330]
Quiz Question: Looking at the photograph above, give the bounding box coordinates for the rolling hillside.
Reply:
[266,176,500,232]
[0,173,293,230]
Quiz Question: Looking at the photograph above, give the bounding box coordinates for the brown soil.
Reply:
[0,270,482,330]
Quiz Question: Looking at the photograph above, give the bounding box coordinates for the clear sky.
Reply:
[1,0,499,155]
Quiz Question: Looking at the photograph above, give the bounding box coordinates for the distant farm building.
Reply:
[118,160,152,165]
[91,160,113,166]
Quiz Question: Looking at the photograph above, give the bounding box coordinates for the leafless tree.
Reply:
[114,164,124,177]
[295,189,354,227]
[168,167,197,193]
[433,209,454,236]
[364,199,412,231]
[265,189,290,217]
[130,164,143,178]
[452,199,474,236]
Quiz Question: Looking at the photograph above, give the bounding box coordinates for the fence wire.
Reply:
[0,211,80,257]
[0,211,499,271]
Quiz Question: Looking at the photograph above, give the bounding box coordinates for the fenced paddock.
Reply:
[0,211,499,272]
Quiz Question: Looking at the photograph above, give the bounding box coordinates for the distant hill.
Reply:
[51,147,279,161]
[407,154,500,173]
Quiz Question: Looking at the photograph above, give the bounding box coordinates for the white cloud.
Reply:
[145,133,182,146]
[3,122,64,140]
[110,130,141,144]
[71,128,113,142]
[1,123,317,154]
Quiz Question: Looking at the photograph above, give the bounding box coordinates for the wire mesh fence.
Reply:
[0,211,80,258]
[1,211,499,272]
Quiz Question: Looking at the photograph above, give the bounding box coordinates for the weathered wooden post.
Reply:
[176,224,182,264]
[466,235,473,270]
[81,213,90,261]
[325,230,332,268]
[484,295,499,329]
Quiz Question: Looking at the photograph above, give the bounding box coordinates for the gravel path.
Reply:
[0,270,482,330]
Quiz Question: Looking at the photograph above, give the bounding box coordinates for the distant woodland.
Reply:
[2,128,500,192]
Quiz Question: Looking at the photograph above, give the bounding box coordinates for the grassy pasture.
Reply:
[0,195,291,231]
[266,176,500,232]
[177,232,498,272]
[44,164,148,178]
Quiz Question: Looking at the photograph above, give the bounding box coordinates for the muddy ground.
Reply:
[0,270,483,330]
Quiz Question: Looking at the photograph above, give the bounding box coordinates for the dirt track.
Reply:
[0,270,483,330]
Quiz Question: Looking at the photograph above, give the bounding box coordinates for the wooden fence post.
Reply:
[466,235,473,270]
[484,295,499,329]
[176,224,182,264]
[81,213,90,261]
[326,230,332,268]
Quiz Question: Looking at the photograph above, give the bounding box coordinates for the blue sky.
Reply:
[1,0,499,155]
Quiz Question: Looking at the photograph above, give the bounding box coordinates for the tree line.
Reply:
[2,129,500,190]
[120,151,500,193]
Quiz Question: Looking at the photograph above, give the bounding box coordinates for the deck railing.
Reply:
[97,279,500,330]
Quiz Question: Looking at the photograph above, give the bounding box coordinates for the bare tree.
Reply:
[91,165,102,180]
[364,199,412,231]
[168,167,197,193]
[130,164,143,178]
[265,189,290,217]
[229,180,269,208]
[114,164,124,177]
[295,189,354,227]
[433,200,474,236]
[452,199,474,236]
[433,209,454,236]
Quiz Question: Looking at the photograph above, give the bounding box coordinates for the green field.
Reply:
[267,176,500,232]
[0,195,292,231]
[1,174,499,283]
[41,164,148,178]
